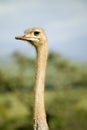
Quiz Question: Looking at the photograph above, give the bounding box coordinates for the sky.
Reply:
[0,0,87,62]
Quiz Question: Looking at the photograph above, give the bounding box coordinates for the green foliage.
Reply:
[0,51,87,130]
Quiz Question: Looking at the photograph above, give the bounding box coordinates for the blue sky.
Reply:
[0,0,87,62]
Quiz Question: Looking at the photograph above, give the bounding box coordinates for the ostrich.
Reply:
[15,27,49,130]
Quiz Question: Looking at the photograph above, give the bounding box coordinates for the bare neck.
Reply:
[34,44,48,120]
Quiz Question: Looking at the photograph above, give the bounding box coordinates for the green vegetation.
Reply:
[0,51,87,130]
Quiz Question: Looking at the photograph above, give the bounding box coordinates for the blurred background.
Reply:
[0,0,87,130]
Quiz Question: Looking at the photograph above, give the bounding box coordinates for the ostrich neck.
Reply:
[34,44,48,120]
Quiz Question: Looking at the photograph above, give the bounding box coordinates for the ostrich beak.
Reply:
[15,35,34,42]
[15,35,39,44]
[15,35,25,40]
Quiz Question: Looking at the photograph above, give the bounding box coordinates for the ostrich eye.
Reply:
[34,31,40,36]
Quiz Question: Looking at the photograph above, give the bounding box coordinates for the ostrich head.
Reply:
[15,27,47,48]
